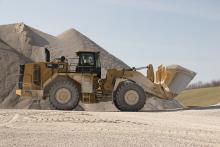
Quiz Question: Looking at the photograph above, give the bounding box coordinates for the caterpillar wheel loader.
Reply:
[16,49,196,111]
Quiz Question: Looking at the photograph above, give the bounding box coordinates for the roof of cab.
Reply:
[76,51,100,55]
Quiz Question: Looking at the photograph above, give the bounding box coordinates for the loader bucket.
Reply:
[156,65,196,96]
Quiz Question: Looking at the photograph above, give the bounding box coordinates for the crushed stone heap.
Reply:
[0,23,183,110]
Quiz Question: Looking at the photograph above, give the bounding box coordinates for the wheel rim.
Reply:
[124,90,139,105]
[55,88,71,104]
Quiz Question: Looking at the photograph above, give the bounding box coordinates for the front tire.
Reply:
[114,82,146,111]
[49,78,80,110]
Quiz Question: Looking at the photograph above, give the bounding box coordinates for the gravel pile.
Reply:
[0,23,183,110]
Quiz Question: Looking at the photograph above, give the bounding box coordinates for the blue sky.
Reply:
[0,0,219,82]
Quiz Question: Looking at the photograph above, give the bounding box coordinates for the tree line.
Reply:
[187,80,220,89]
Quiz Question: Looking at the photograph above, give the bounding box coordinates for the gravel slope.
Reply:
[0,22,128,109]
[0,109,219,147]
[0,23,184,110]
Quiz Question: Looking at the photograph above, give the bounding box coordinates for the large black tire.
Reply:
[49,78,80,110]
[114,82,146,112]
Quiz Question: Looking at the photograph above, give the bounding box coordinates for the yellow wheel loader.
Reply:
[16,49,196,111]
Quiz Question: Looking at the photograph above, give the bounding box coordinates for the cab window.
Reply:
[80,54,95,66]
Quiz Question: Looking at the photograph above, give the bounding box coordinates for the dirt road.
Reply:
[0,109,220,147]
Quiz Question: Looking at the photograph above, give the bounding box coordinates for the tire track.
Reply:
[0,114,20,128]
[0,111,149,127]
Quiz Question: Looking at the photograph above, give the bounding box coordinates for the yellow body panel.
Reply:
[16,89,22,96]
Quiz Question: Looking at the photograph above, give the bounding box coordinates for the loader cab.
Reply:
[76,51,101,78]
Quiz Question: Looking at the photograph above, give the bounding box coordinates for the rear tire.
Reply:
[49,78,80,110]
[114,82,146,111]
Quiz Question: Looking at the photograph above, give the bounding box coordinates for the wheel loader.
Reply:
[16,49,196,111]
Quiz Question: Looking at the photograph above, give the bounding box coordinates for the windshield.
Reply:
[80,53,95,66]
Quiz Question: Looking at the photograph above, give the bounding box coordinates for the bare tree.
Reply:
[187,80,220,89]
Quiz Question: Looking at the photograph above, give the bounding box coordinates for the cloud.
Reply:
[95,0,220,21]
[141,0,220,21]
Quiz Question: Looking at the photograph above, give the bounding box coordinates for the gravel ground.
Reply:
[0,109,220,147]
